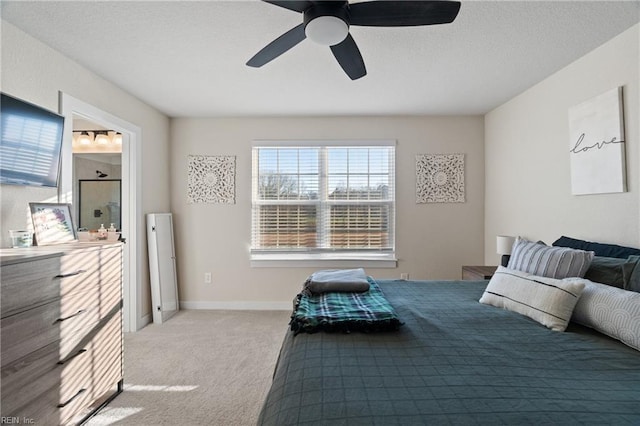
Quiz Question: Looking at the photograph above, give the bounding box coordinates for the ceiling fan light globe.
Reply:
[305,16,349,46]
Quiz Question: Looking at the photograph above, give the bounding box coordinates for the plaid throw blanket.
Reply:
[290,277,403,335]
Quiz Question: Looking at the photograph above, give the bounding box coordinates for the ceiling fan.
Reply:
[247,0,461,80]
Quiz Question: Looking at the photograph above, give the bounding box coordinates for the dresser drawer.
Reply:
[66,313,123,425]
[1,341,90,418]
[1,289,114,368]
[1,341,61,411]
[1,257,62,318]
[1,313,122,425]
[5,374,93,426]
[64,312,122,401]
[1,246,122,319]
[58,248,122,298]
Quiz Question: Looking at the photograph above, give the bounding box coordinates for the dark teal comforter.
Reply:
[259,280,640,425]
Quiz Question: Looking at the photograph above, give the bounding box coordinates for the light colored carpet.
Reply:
[86,310,291,426]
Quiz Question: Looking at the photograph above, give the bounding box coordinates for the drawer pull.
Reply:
[57,388,86,408]
[54,269,87,279]
[57,349,87,365]
[54,309,86,324]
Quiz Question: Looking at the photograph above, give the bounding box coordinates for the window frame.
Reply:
[250,139,397,268]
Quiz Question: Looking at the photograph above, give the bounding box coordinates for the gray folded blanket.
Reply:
[303,268,370,295]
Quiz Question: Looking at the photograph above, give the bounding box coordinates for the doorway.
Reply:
[59,92,142,332]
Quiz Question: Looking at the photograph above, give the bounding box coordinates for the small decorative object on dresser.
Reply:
[29,202,77,246]
[462,265,498,280]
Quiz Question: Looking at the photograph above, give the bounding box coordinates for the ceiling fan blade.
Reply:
[330,34,367,80]
[247,23,306,68]
[262,0,312,13]
[349,1,461,26]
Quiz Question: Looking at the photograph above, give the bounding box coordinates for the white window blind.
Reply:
[251,140,395,258]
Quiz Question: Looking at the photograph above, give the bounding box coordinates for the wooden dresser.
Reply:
[1,242,123,425]
[461,265,498,280]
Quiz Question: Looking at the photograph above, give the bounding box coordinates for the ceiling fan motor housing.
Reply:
[303,3,350,46]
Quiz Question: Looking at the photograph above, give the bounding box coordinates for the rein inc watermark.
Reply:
[1,418,34,424]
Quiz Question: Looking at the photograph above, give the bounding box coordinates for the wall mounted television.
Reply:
[1,93,65,187]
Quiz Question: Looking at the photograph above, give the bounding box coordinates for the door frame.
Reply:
[59,92,143,332]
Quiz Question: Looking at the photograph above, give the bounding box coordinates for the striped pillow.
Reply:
[571,279,640,351]
[479,266,585,331]
[507,237,594,279]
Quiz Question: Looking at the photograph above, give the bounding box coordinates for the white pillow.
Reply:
[507,237,594,279]
[570,279,640,351]
[479,266,585,331]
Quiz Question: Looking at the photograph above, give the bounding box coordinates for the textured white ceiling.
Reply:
[2,1,638,117]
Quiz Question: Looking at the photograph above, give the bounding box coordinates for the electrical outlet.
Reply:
[204,272,212,284]
[400,273,409,280]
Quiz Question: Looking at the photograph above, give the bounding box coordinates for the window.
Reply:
[251,140,395,265]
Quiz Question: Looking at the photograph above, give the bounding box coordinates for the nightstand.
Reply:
[462,265,498,280]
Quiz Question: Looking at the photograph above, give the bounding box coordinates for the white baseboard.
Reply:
[179,301,292,311]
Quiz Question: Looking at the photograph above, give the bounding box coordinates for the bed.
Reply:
[258,238,640,425]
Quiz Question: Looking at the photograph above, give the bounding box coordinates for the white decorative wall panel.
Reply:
[187,155,235,204]
[416,154,465,203]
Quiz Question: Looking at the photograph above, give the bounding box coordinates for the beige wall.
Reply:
[171,116,485,307]
[484,24,640,266]
[0,21,172,321]
[8,17,634,312]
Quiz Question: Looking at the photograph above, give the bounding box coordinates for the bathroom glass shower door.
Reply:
[78,179,122,231]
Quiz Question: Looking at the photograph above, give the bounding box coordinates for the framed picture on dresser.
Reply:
[29,202,77,245]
